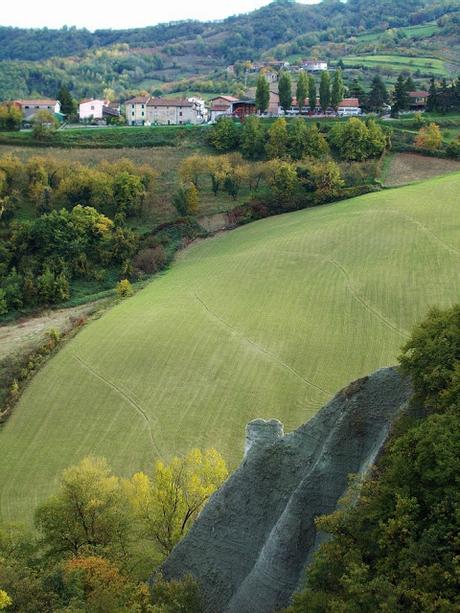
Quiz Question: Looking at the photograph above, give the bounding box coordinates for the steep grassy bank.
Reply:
[1,174,459,522]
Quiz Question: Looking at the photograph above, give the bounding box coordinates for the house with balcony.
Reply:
[408,91,429,111]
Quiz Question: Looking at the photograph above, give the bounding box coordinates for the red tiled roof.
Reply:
[125,96,150,105]
[409,91,429,98]
[147,97,193,107]
[337,98,360,107]
[209,95,239,103]
[14,99,58,106]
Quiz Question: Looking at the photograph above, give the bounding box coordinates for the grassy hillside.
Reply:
[1,174,459,522]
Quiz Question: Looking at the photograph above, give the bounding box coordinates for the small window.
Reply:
[132,104,134,109]
[90,105,94,110]
[179,111,183,116]
[132,111,135,116]
[142,104,144,109]
[141,111,144,117]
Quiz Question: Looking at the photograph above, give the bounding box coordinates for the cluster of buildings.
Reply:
[9,87,430,128]
[208,92,362,120]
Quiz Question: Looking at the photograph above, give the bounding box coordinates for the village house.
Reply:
[125,95,150,125]
[208,95,239,122]
[13,99,62,121]
[337,98,361,116]
[302,60,328,72]
[145,98,199,125]
[408,90,429,111]
[79,98,120,121]
[124,96,201,126]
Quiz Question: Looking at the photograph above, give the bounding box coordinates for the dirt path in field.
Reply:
[0,302,105,363]
[384,152,460,186]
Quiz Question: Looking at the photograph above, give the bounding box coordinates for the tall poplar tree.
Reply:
[308,75,317,112]
[331,69,344,110]
[279,71,292,113]
[296,71,308,114]
[255,73,270,114]
[319,71,331,112]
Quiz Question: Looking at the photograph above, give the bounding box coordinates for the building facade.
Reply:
[125,96,200,125]
[408,91,429,110]
[13,99,61,120]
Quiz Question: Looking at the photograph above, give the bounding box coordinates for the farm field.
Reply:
[343,54,448,76]
[383,152,460,186]
[0,144,243,226]
[1,174,459,522]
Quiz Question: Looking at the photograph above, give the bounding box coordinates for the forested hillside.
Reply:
[0,0,459,100]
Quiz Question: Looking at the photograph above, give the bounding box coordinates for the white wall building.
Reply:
[79,98,108,120]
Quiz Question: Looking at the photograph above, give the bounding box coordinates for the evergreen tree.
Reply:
[331,69,344,110]
[392,74,410,115]
[255,73,270,114]
[308,76,317,112]
[349,78,365,102]
[319,71,331,112]
[427,77,438,112]
[367,75,389,113]
[279,71,292,112]
[405,75,416,93]
[57,84,75,117]
[296,71,308,114]
[438,78,450,113]
[337,59,345,70]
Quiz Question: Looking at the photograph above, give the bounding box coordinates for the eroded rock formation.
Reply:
[161,367,412,612]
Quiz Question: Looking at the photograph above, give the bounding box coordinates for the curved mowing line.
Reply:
[326,257,410,340]
[271,250,410,340]
[383,209,460,258]
[72,353,162,457]
[194,292,332,396]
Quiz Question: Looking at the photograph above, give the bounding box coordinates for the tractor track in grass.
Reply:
[72,353,162,456]
[194,292,332,397]
[271,250,410,340]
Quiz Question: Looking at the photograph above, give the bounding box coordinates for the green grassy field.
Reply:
[0,124,210,149]
[1,174,459,522]
[343,54,448,76]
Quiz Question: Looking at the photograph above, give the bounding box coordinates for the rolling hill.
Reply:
[1,173,459,522]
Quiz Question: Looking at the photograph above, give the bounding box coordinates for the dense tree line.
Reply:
[208,115,388,162]
[0,449,227,611]
[0,155,158,315]
[286,304,460,612]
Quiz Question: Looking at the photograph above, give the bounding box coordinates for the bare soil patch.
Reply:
[384,152,460,186]
[0,302,104,363]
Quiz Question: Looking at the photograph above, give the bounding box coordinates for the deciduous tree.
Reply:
[296,71,308,114]
[279,71,292,112]
[319,71,331,112]
[331,69,344,110]
[125,449,227,556]
[414,122,442,150]
[255,74,270,114]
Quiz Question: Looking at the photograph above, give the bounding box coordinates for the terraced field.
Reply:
[343,54,448,76]
[1,174,459,522]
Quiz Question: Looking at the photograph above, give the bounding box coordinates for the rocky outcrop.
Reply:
[161,367,412,613]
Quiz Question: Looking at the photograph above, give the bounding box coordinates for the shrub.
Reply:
[133,246,167,275]
[116,278,133,298]
[414,123,442,151]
